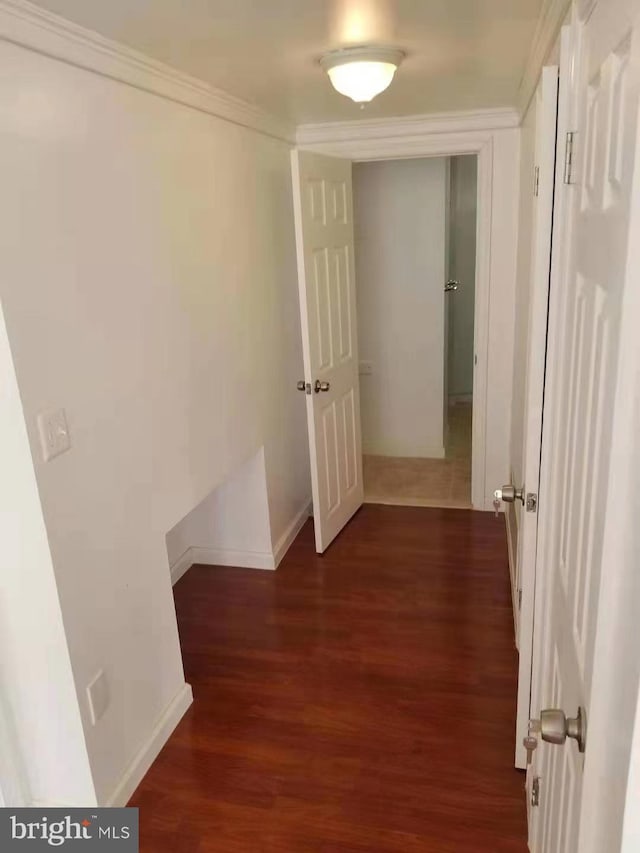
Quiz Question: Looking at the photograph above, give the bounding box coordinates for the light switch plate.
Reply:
[86,669,109,726]
[37,408,71,462]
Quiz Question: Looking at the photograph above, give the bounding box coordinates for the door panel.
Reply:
[291,150,364,553]
[530,1,640,848]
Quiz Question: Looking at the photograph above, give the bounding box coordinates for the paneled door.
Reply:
[529,0,640,849]
[291,150,363,553]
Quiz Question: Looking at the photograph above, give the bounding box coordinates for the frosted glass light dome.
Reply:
[321,46,404,104]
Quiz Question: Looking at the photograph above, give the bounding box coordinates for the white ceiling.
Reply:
[27,0,543,124]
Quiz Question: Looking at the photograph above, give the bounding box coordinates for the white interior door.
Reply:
[529,0,640,848]
[291,150,364,553]
[514,66,559,769]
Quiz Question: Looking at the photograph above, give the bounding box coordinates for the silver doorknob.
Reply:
[530,707,586,753]
[296,381,306,391]
[494,484,524,504]
[444,280,459,292]
[314,380,330,393]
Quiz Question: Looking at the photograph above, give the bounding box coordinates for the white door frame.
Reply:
[513,65,560,770]
[297,129,497,510]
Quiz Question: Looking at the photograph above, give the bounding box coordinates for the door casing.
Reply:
[297,133,496,511]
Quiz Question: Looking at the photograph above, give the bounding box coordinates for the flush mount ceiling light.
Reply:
[320,45,405,104]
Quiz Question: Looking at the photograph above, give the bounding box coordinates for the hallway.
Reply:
[363,403,472,508]
[131,505,526,851]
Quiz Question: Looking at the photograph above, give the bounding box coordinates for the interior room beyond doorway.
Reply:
[353,155,477,508]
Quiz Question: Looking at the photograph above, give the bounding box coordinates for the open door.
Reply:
[291,150,364,553]
[528,1,640,848]
[511,66,560,769]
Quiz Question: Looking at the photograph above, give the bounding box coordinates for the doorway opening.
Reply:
[352,155,478,508]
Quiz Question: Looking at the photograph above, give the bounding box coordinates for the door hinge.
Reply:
[518,589,522,610]
[563,132,575,184]
[531,775,541,807]
[533,165,540,196]
[526,492,538,513]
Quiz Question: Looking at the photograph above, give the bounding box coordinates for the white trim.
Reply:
[169,501,312,584]
[362,444,446,459]
[0,0,294,142]
[297,128,493,511]
[296,108,519,147]
[448,393,473,405]
[505,503,519,643]
[106,683,193,807]
[272,501,312,567]
[188,545,276,571]
[169,548,194,586]
[517,0,570,116]
[363,496,471,509]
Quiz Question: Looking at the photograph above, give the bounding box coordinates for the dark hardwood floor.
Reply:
[130,505,527,852]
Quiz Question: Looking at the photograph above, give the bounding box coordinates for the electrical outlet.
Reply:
[86,670,109,726]
[37,408,71,462]
[359,361,373,376]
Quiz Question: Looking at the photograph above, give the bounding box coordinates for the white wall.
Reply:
[165,447,273,571]
[0,302,95,807]
[447,155,477,400]
[354,158,447,458]
[0,39,309,805]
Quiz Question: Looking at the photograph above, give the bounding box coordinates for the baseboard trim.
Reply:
[363,445,446,460]
[273,501,312,567]
[169,501,312,584]
[190,545,275,571]
[106,682,193,807]
[169,548,193,586]
[170,544,275,581]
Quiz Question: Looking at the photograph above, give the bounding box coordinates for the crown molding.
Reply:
[296,107,520,147]
[0,0,295,142]
[576,0,597,20]
[517,0,571,117]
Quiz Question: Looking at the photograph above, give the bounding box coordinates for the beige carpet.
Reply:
[363,403,472,508]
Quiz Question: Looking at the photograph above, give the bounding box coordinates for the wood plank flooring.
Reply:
[130,505,527,852]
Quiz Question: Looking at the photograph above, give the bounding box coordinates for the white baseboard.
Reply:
[190,545,276,571]
[169,548,194,585]
[106,682,193,807]
[363,444,446,459]
[169,544,275,578]
[169,499,313,584]
[273,501,312,567]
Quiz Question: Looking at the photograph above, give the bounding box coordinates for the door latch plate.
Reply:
[526,492,538,513]
[531,776,541,807]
